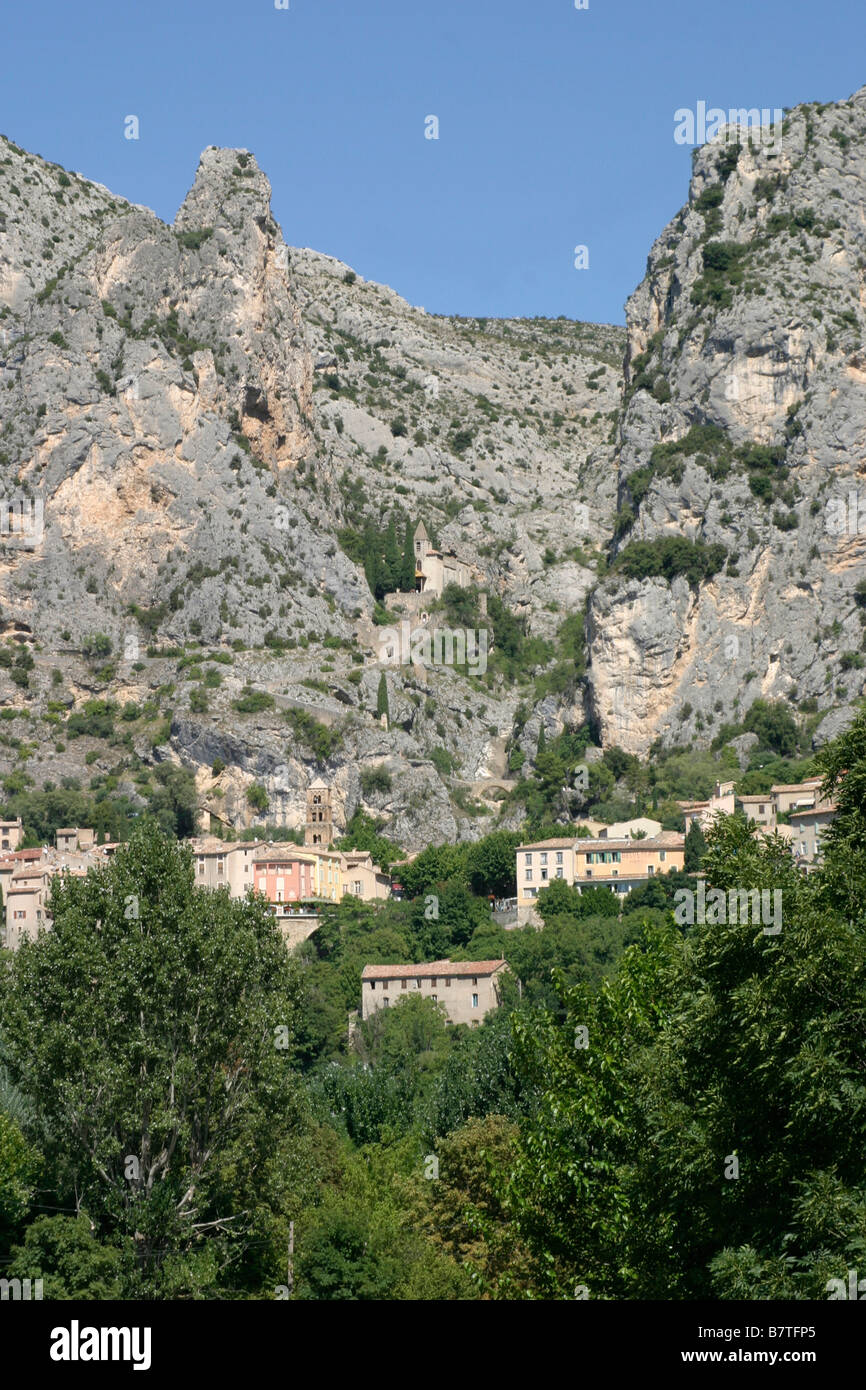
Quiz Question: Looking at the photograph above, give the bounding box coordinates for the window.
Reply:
[556,851,563,865]
[416,978,422,989]
[540,869,548,881]
[472,993,478,1008]
[647,865,654,876]
[540,852,547,865]
[659,850,666,862]
[524,852,532,865]
[556,868,563,879]
[370,980,375,990]
[525,868,533,881]
[431,994,437,1002]
[759,805,766,814]
[401,978,408,989]
[430,977,437,987]
[472,976,478,985]
[382,997,389,1007]
[380,980,389,991]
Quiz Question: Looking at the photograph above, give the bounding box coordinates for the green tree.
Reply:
[401,520,416,592]
[465,830,520,898]
[376,673,390,724]
[0,821,308,1297]
[684,817,707,871]
[742,698,799,757]
[383,517,401,593]
[0,1108,39,1248]
[7,1215,123,1299]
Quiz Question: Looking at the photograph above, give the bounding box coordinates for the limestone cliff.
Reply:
[586,87,866,755]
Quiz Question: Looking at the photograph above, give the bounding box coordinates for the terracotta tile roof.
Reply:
[577,832,684,851]
[516,838,577,851]
[362,959,506,981]
[769,779,822,793]
[253,848,317,864]
[789,801,837,818]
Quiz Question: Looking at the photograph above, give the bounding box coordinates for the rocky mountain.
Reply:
[2,85,865,849]
[588,88,866,756]
[0,136,621,848]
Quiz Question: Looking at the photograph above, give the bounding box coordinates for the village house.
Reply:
[5,875,50,951]
[55,827,96,854]
[190,837,264,897]
[340,849,391,900]
[361,959,508,1026]
[0,817,23,852]
[598,816,662,840]
[516,832,685,924]
[736,794,777,829]
[680,781,736,833]
[2,850,91,950]
[789,800,837,866]
[252,845,343,908]
[735,778,823,831]
[771,777,823,815]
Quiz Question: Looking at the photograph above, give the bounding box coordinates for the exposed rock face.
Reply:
[0,134,621,849]
[586,88,866,755]
[4,83,866,844]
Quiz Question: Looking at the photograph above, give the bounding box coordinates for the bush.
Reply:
[742,698,798,757]
[360,765,392,796]
[232,689,275,714]
[81,633,113,663]
[66,699,116,740]
[614,537,727,589]
[284,708,342,762]
[246,782,269,812]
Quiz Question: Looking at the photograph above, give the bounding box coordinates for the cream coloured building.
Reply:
[413,522,483,597]
[517,832,685,924]
[339,850,391,900]
[789,800,836,865]
[190,837,264,897]
[680,781,736,833]
[0,818,23,852]
[598,817,662,839]
[361,959,508,1026]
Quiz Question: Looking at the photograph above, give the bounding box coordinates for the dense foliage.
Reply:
[1,706,863,1299]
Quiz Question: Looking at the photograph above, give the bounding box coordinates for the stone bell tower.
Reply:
[305,778,333,848]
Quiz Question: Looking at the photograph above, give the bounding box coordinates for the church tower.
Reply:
[305,779,333,848]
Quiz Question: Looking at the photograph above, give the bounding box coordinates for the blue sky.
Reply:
[3,0,865,324]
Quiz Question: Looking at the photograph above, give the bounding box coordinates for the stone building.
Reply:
[55,827,96,853]
[680,781,736,833]
[361,959,508,1026]
[412,521,482,597]
[0,818,23,852]
[340,849,392,900]
[789,800,837,865]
